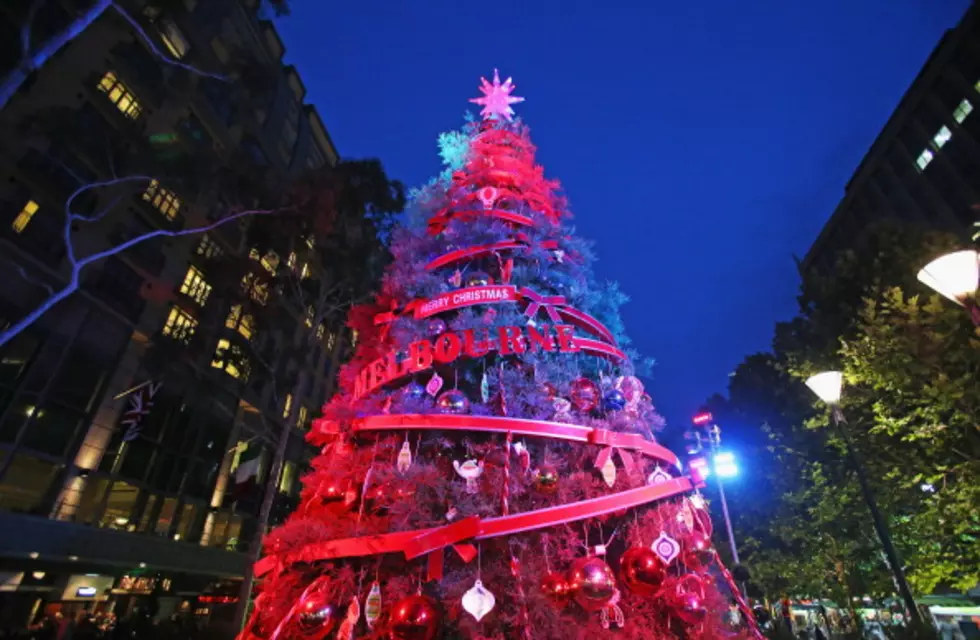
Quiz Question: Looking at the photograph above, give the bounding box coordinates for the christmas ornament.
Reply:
[672,590,707,625]
[364,581,381,629]
[619,546,667,595]
[401,381,425,400]
[615,375,645,404]
[690,493,706,510]
[652,531,681,564]
[647,467,672,485]
[677,502,695,531]
[501,258,513,283]
[336,596,360,640]
[600,590,626,630]
[552,397,572,421]
[425,372,443,397]
[682,530,716,572]
[396,438,413,473]
[436,389,470,414]
[427,317,447,336]
[569,378,600,412]
[541,382,558,399]
[464,270,492,287]
[602,388,627,412]
[461,579,496,621]
[552,248,565,263]
[534,464,559,493]
[453,459,484,493]
[477,186,499,209]
[469,68,525,121]
[567,556,617,612]
[296,601,336,637]
[389,594,441,640]
[449,269,463,287]
[512,441,531,474]
[600,456,616,488]
[540,571,572,606]
[480,371,489,402]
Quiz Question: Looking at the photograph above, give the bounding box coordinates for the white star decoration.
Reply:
[470,69,525,121]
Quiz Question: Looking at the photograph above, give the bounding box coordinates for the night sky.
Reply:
[276,0,969,429]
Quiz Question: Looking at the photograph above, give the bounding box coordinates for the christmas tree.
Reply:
[241,71,761,640]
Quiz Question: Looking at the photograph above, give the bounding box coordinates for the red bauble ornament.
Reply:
[541,382,559,399]
[295,601,338,638]
[534,464,560,493]
[682,530,716,572]
[567,556,617,612]
[540,571,572,607]
[619,546,667,596]
[569,378,600,412]
[389,594,441,640]
[672,590,707,625]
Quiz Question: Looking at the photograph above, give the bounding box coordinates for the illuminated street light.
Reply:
[713,451,738,478]
[917,249,979,325]
[806,373,922,624]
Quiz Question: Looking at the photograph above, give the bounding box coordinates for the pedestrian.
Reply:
[937,616,966,640]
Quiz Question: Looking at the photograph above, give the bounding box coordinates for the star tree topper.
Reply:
[470,69,525,121]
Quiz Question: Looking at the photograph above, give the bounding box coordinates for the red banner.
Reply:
[254,477,694,577]
[414,285,518,318]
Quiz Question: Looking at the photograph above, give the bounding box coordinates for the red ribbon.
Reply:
[519,287,565,323]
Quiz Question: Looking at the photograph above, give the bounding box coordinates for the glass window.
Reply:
[240,273,268,305]
[21,404,84,456]
[49,351,108,411]
[149,451,176,491]
[175,503,198,540]
[0,455,58,514]
[932,125,952,149]
[0,331,40,386]
[11,199,39,233]
[178,265,212,306]
[296,405,308,428]
[286,252,296,269]
[278,461,296,494]
[953,98,973,124]
[915,149,934,171]
[119,438,154,482]
[282,393,292,419]
[158,19,190,59]
[162,306,197,343]
[304,306,314,328]
[155,497,178,535]
[74,476,110,525]
[138,494,159,532]
[224,305,254,340]
[99,481,140,529]
[315,323,325,340]
[142,179,182,220]
[248,248,279,275]
[196,234,223,259]
[96,71,142,119]
[211,340,248,379]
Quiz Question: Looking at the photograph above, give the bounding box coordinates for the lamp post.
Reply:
[916,249,979,325]
[804,372,922,625]
[690,414,741,566]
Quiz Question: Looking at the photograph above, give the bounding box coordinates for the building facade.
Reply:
[0,1,354,636]
[803,1,980,273]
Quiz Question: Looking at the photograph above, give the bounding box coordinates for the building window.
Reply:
[97,71,142,119]
[915,149,934,172]
[286,252,297,269]
[350,329,358,347]
[11,199,39,234]
[932,125,952,149]
[278,99,301,165]
[304,235,314,249]
[953,98,973,124]
[282,393,293,419]
[248,248,279,275]
[162,306,197,342]
[179,265,212,306]
[278,461,296,493]
[325,330,336,352]
[142,179,182,220]
[196,234,223,259]
[212,339,246,379]
[241,273,268,305]
[300,263,310,279]
[304,306,314,328]
[296,405,308,428]
[225,305,255,340]
[316,323,325,340]
[158,19,190,59]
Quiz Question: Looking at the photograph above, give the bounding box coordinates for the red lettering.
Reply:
[555,324,580,352]
[353,367,368,398]
[434,333,462,363]
[463,328,491,357]
[366,357,385,391]
[386,351,399,380]
[498,325,526,355]
[409,339,433,371]
[373,358,389,389]
[526,324,554,351]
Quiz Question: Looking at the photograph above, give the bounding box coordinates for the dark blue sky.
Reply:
[277,0,969,428]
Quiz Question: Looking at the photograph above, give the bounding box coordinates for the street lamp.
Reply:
[804,371,922,625]
[916,249,979,325]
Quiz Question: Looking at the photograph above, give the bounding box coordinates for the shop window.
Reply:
[11,199,39,233]
[138,494,160,532]
[179,265,212,306]
[175,503,198,540]
[99,481,140,529]
[0,455,58,514]
[74,476,110,525]
[97,71,142,120]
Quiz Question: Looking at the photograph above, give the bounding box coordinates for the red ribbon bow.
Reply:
[519,288,565,323]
